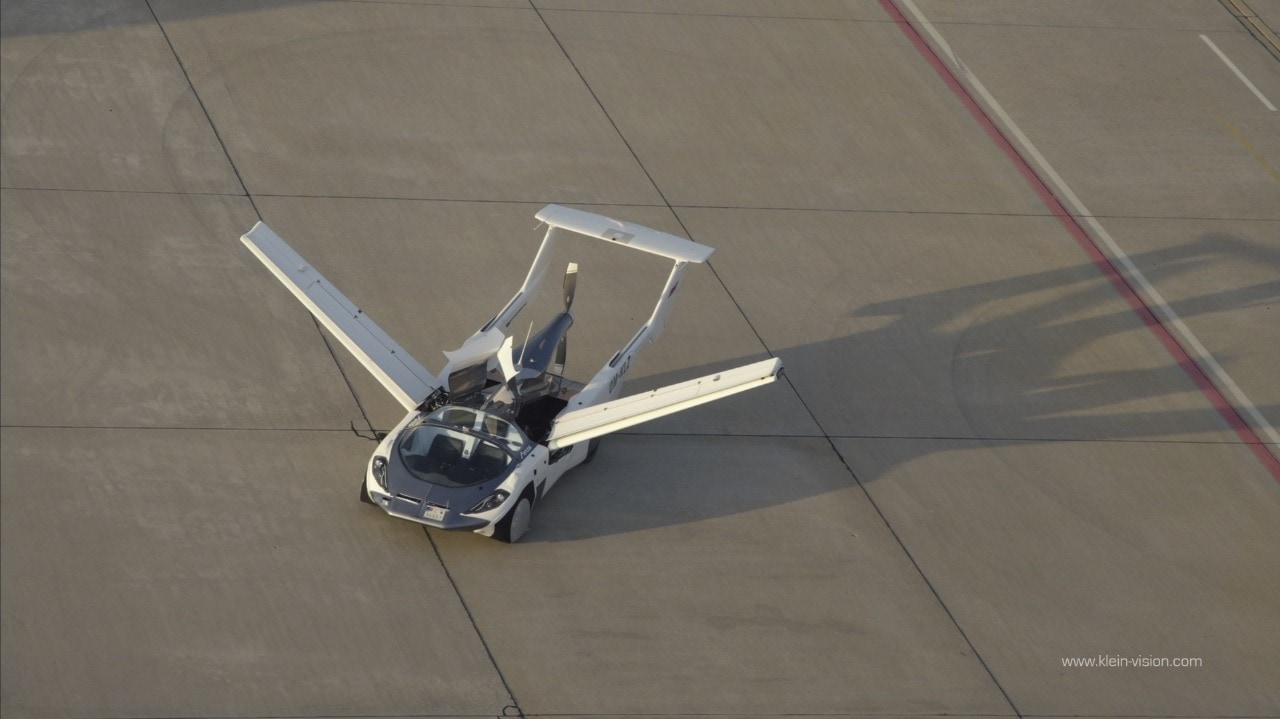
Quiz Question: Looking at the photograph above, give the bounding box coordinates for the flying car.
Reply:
[242,205,782,542]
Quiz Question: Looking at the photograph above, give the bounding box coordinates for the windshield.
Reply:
[429,406,527,452]
[396,407,526,487]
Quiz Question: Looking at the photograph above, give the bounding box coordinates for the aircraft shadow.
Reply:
[518,232,1280,542]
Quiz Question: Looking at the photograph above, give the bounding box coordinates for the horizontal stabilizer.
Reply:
[536,205,714,263]
[546,358,781,449]
[241,222,439,410]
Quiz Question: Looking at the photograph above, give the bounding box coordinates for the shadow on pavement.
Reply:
[519,232,1280,542]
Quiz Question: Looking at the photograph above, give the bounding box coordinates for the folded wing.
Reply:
[241,222,439,410]
[546,358,782,449]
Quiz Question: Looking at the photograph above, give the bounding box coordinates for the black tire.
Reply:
[359,476,375,505]
[582,437,601,464]
[494,492,533,543]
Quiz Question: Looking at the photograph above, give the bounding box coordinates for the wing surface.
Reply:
[546,358,781,449]
[536,205,714,263]
[241,222,439,410]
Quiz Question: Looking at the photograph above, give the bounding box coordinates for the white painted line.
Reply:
[897,0,1280,447]
[1200,34,1278,111]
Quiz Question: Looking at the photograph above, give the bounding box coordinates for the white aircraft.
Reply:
[242,205,781,542]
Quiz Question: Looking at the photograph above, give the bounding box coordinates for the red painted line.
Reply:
[878,0,1280,481]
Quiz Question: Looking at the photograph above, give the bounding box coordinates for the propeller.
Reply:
[556,262,576,374]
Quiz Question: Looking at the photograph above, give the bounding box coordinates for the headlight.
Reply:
[466,489,509,514]
[371,456,389,491]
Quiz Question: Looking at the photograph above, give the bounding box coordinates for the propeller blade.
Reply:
[563,262,578,312]
[553,335,567,375]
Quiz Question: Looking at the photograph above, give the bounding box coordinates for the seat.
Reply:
[426,435,464,472]
[470,443,510,481]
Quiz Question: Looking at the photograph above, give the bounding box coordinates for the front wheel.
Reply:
[494,495,532,543]
[359,476,375,505]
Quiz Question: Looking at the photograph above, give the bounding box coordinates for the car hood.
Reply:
[383,452,508,510]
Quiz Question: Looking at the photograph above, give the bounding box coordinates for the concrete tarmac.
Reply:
[3,1,1278,717]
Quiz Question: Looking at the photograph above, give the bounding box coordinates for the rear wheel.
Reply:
[494,494,533,543]
[582,437,601,464]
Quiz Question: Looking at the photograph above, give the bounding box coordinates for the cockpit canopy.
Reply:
[397,406,527,487]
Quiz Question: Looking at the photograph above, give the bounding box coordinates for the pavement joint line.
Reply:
[0,186,249,198]
[67,714,1280,719]
[0,424,362,432]
[8,186,1274,224]
[674,205,1280,222]
[529,4,678,212]
[73,712,517,718]
[428,8,1016,715]
[887,0,1280,481]
[70,714,1025,719]
[537,2,1278,37]
[531,7,880,23]
[2,422,1269,445]
[141,0,382,437]
[309,315,379,438]
[814,434,1268,446]
[423,529,524,719]
[141,0,258,216]
[250,193,671,207]
[820,420,1026,719]
[517,715,1021,718]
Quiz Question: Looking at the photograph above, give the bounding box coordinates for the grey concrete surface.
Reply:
[1258,0,1280,29]
[0,188,367,429]
[845,436,1280,717]
[909,13,1280,221]
[539,7,1050,214]
[908,1,1280,449]
[151,0,664,204]
[679,208,1246,444]
[536,0,886,20]
[3,0,1278,718]
[1,427,512,717]
[0,0,241,194]
[1094,217,1280,414]
[917,0,1243,32]
[432,435,1010,716]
